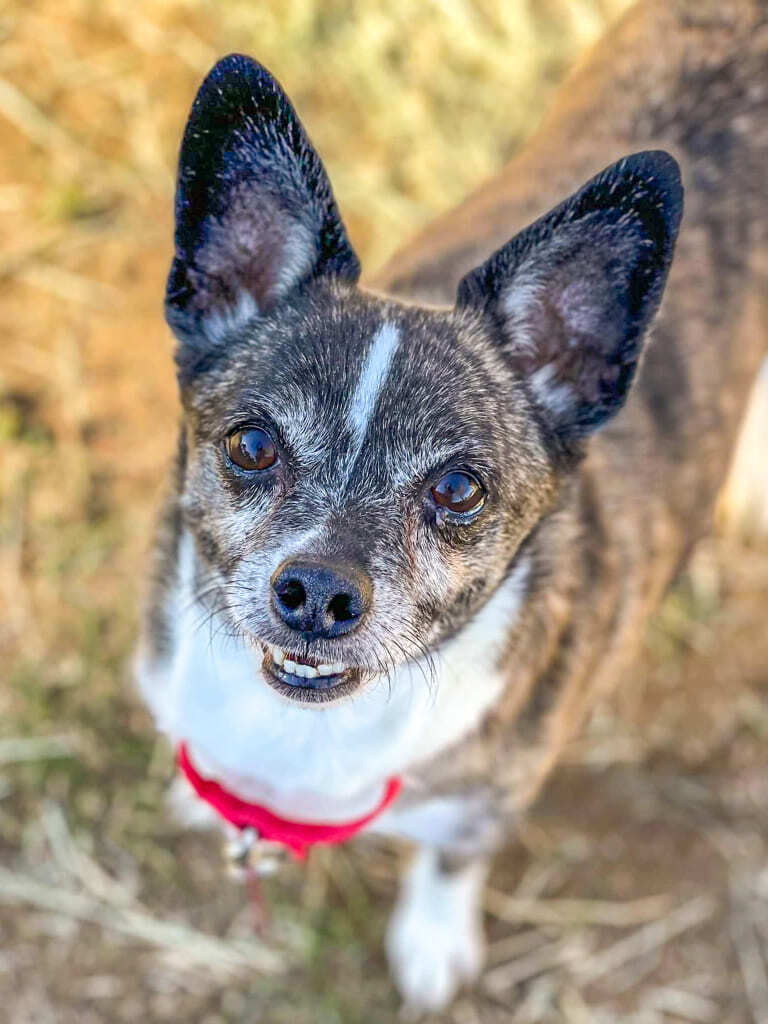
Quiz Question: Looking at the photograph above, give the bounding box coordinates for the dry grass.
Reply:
[1,1,768,1021]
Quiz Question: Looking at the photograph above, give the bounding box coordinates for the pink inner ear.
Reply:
[195,186,318,317]
[557,278,607,339]
[504,258,623,413]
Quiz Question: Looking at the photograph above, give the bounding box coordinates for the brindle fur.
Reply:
[372,0,768,831]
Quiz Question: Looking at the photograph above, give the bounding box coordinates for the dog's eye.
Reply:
[430,471,485,514]
[225,427,278,471]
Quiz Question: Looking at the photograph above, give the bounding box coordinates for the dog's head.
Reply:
[167,55,682,704]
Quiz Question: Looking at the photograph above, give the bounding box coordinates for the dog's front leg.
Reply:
[372,791,504,1013]
[386,846,489,1015]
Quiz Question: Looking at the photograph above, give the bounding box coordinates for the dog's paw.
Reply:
[387,913,484,1017]
[386,849,486,1016]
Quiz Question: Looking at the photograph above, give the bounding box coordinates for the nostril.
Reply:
[276,579,306,611]
[327,592,357,624]
[272,559,370,637]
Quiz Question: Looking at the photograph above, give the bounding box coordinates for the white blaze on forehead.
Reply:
[344,321,400,470]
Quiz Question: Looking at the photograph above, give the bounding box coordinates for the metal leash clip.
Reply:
[223,827,290,934]
[223,826,288,880]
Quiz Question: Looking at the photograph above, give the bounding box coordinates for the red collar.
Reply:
[177,743,402,858]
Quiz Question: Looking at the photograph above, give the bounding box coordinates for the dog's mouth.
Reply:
[258,644,363,703]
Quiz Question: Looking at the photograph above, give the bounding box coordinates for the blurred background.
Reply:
[1,1,768,1021]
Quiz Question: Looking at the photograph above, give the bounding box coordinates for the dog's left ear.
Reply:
[456,151,683,439]
[167,54,360,353]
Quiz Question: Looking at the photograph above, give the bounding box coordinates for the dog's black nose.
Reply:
[271,559,372,638]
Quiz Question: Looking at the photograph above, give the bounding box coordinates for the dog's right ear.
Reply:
[166,55,360,359]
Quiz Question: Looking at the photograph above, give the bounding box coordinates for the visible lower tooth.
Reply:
[271,646,285,666]
[316,662,346,676]
[277,656,343,679]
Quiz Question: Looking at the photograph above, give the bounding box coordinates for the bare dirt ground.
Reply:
[1,2,767,1021]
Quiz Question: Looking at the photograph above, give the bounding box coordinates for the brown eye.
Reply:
[430,471,485,514]
[225,427,278,471]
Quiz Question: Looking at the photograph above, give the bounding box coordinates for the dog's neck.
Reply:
[137,530,531,824]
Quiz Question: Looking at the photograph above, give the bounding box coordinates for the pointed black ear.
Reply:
[166,54,360,350]
[457,151,683,439]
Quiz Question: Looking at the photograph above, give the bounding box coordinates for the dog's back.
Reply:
[379,0,768,491]
[374,0,768,808]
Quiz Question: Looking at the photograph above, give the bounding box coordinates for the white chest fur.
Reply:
[136,533,528,825]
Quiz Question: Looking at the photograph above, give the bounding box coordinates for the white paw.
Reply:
[386,849,487,1016]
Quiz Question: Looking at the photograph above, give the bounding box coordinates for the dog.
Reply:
[136,0,768,1011]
